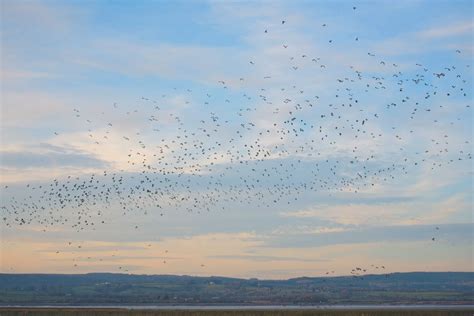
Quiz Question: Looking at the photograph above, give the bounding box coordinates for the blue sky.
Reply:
[0,0,473,278]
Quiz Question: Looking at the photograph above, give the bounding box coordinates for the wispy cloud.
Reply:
[418,21,474,39]
[0,145,107,169]
[0,0,472,277]
[373,20,473,56]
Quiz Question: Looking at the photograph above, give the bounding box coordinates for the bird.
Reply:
[1,10,470,278]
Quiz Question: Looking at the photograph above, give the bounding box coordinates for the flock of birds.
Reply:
[1,9,472,276]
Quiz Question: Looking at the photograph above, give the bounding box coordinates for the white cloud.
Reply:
[418,21,474,39]
[1,69,58,81]
[280,191,470,226]
[373,20,473,56]
[1,91,70,128]
[0,0,79,32]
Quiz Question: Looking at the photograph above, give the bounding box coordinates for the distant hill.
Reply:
[0,272,472,306]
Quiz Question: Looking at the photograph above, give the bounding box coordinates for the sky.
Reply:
[0,0,473,279]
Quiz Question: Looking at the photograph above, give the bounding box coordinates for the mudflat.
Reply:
[0,308,473,316]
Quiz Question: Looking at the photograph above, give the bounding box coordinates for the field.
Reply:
[1,273,473,306]
[0,308,473,316]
